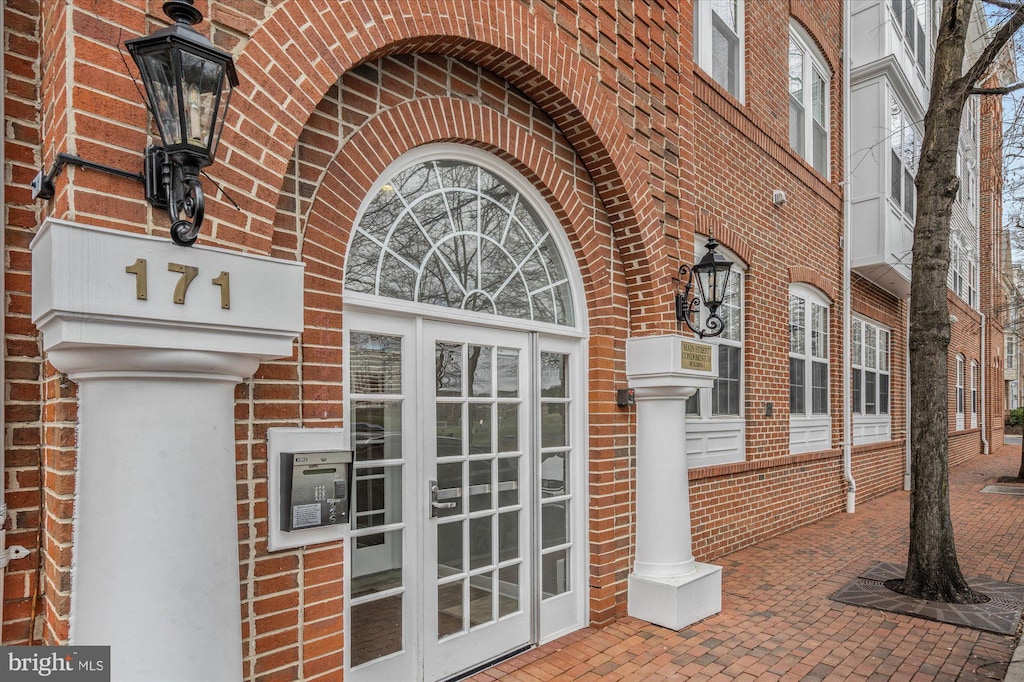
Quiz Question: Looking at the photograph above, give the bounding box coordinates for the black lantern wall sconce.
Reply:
[32,0,238,247]
[675,236,734,339]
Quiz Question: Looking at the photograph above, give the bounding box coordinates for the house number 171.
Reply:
[125,258,231,309]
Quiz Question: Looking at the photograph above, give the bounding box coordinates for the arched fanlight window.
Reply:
[345,159,575,326]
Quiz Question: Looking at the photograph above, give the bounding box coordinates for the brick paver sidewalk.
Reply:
[472,443,1024,681]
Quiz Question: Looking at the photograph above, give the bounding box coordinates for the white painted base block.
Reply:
[627,563,723,630]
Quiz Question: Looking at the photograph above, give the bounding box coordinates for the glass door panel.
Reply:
[346,317,584,680]
[348,329,410,678]
[424,324,532,681]
[537,339,584,642]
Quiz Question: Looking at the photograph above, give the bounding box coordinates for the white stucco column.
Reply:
[32,220,304,681]
[625,334,723,630]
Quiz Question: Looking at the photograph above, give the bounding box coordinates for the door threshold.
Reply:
[443,643,535,682]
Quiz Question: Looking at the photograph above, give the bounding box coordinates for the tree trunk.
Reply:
[899,0,984,604]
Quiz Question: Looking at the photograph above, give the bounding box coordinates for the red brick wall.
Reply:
[243,52,632,676]
[850,276,909,501]
[3,0,65,646]
[979,75,1007,449]
[3,1,999,680]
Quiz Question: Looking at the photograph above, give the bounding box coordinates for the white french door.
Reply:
[346,313,549,681]
[422,322,533,679]
[343,147,587,680]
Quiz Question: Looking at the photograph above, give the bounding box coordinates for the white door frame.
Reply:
[343,303,587,680]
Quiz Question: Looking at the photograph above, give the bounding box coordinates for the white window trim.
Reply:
[686,238,746,468]
[790,284,831,454]
[788,21,831,178]
[955,354,965,431]
[852,316,892,445]
[947,236,978,309]
[344,143,588,337]
[695,0,745,101]
[341,141,599,674]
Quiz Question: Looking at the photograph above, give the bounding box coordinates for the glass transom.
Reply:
[346,160,575,326]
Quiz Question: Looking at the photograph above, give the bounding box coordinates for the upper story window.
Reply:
[1008,335,1017,371]
[890,0,927,75]
[962,164,977,222]
[966,98,978,146]
[788,23,830,176]
[696,0,743,99]
[956,152,963,203]
[948,238,978,308]
[890,97,920,221]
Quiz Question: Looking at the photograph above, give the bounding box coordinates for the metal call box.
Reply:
[280,450,353,531]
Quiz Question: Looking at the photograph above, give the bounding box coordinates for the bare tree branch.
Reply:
[982,0,1024,11]
[960,3,1024,92]
[969,80,1024,94]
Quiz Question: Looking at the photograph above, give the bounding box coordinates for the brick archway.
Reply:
[218,0,669,321]
[295,97,632,626]
[298,97,615,325]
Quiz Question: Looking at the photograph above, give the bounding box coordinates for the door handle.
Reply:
[429,480,460,517]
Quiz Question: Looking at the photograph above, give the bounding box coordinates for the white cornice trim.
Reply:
[851,55,926,124]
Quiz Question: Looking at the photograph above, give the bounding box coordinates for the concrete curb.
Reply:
[1005,640,1024,681]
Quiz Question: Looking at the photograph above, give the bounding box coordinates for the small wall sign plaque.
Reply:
[680,339,713,372]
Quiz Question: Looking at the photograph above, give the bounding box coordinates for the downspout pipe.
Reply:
[842,0,856,513]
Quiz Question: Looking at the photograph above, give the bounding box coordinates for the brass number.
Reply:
[125,258,148,300]
[167,263,199,304]
[212,271,231,309]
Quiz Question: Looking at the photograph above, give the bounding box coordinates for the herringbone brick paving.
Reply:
[471,443,1024,681]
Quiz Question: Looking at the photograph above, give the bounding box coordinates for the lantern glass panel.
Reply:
[692,267,709,308]
[179,51,226,153]
[712,262,732,304]
[140,51,182,146]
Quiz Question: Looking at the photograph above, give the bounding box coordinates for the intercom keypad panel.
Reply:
[280,450,353,531]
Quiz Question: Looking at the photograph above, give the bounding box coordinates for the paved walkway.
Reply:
[472,443,1024,681]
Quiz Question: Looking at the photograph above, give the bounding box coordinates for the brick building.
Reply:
[0,1,1010,681]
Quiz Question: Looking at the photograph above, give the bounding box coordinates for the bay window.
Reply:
[890,97,919,220]
[890,0,927,75]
